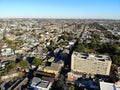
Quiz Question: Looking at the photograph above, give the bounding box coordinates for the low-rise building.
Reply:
[8,78,28,90]
[100,81,120,90]
[1,47,14,56]
[67,71,83,81]
[15,49,24,54]
[44,60,63,77]
[30,77,52,90]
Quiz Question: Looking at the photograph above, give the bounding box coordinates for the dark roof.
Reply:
[41,76,54,83]
[34,71,55,78]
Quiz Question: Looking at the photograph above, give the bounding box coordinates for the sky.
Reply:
[0,0,120,19]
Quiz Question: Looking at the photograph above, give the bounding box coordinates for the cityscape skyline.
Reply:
[0,0,120,19]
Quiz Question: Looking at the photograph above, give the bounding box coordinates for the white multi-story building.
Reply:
[71,52,112,75]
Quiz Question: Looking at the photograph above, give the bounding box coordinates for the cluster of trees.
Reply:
[32,58,42,66]
[76,24,82,29]
[89,22,107,31]
[89,22,120,40]
[75,42,120,65]
[0,24,2,28]
[0,40,4,50]
[59,34,73,41]
[75,43,97,53]
[70,85,75,90]
[58,31,74,41]
[51,74,65,90]
[3,37,13,45]
[103,31,114,39]
[75,32,100,53]
[3,37,24,49]
[46,40,56,50]
[47,45,55,51]
[0,59,30,76]
[75,26,120,65]
[96,43,120,65]
[0,58,44,76]
[114,35,120,40]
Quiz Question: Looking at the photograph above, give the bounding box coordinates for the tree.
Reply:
[32,58,42,66]
[0,24,2,28]
[5,62,19,72]
[41,61,46,66]
[47,45,54,50]
[75,43,85,52]
[19,60,29,69]
[89,22,107,31]
[0,70,3,76]
[70,85,75,90]
[3,37,17,49]
[109,64,119,83]
[53,79,64,90]
[50,40,54,46]
[0,40,4,50]
[110,64,118,75]
[104,31,114,39]
[111,55,120,65]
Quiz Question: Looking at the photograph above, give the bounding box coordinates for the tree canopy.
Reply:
[19,60,29,69]
[32,58,42,66]
[5,62,19,72]
[75,42,120,65]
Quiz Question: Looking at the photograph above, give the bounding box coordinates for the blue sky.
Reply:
[0,0,120,19]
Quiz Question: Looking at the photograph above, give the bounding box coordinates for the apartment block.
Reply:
[71,52,112,75]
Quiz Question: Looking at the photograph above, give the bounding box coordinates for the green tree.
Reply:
[0,70,3,76]
[50,40,54,46]
[3,37,13,45]
[111,55,120,65]
[0,24,2,28]
[47,45,54,50]
[89,22,107,31]
[19,60,29,69]
[110,64,118,74]
[104,31,113,39]
[41,61,46,66]
[70,85,75,90]
[53,79,64,90]
[6,39,13,45]
[32,58,42,66]
[5,62,18,72]
[75,43,85,52]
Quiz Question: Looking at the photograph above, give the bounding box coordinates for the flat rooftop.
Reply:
[31,77,50,88]
[72,52,111,61]
[100,82,120,90]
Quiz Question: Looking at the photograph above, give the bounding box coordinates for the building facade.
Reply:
[71,52,112,75]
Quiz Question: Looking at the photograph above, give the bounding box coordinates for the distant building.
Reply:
[30,77,52,90]
[1,43,14,56]
[15,49,24,54]
[0,56,16,62]
[71,52,112,75]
